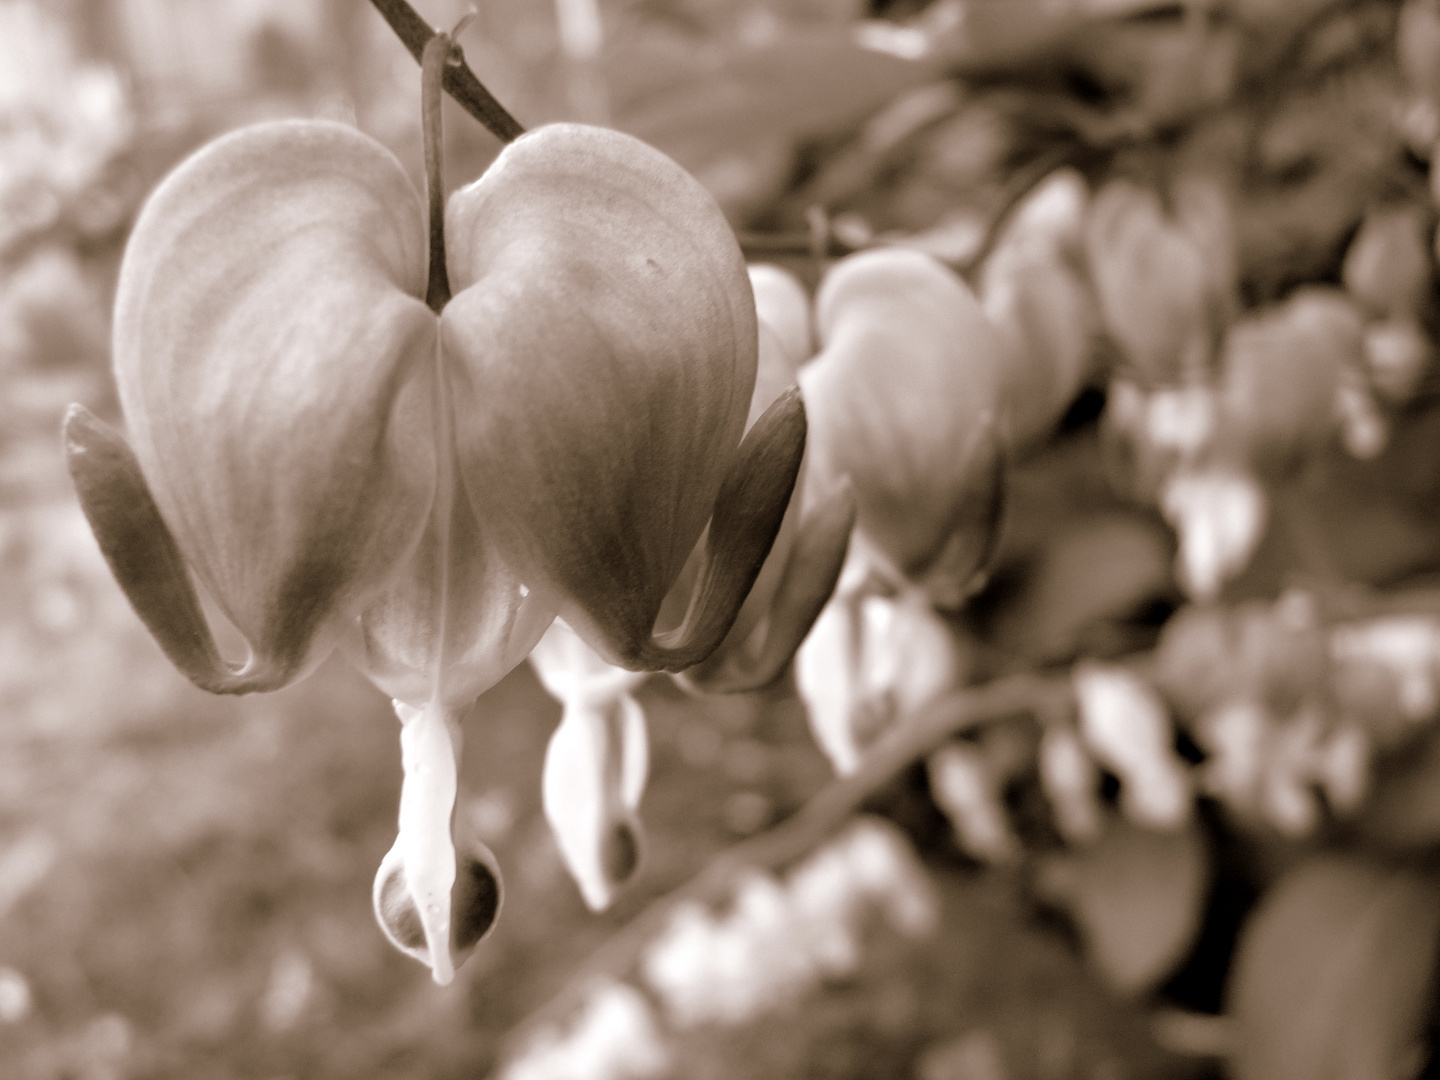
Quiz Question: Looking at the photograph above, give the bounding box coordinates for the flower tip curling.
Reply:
[372,835,503,984]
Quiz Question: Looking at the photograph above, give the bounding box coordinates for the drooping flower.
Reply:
[64,118,805,982]
[529,264,852,909]
[799,248,1005,610]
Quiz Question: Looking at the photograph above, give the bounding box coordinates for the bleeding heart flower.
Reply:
[1085,178,1216,385]
[977,168,1100,452]
[800,248,1005,610]
[530,618,649,911]
[64,118,805,982]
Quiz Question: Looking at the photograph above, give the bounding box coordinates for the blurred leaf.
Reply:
[1354,725,1440,850]
[1227,854,1440,1080]
[986,511,1175,664]
[1037,820,1209,996]
[619,26,947,180]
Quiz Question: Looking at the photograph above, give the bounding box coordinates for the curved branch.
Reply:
[497,668,1069,1060]
[368,0,526,144]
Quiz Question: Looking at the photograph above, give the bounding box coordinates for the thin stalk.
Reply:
[421,32,454,313]
[369,0,526,144]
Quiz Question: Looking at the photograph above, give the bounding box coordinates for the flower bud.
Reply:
[1039,723,1105,844]
[1218,288,1360,475]
[978,168,1100,450]
[928,741,1020,864]
[1073,662,1191,830]
[1085,179,1213,384]
[1159,466,1267,601]
[532,620,649,911]
[1363,318,1433,404]
[801,248,1005,607]
[1343,204,1433,321]
[795,561,963,775]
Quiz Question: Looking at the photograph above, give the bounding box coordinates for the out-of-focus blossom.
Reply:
[1333,363,1390,459]
[1218,288,1359,474]
[0,5,133,253]
[795,556,965,775]
[1085,179,1214,385]
[978,168,1100,451]
[1073,662,1191,830]
[927,741,1021,863]
[1101,378,1218,502]
[500,980,670,1080]
[530,619,649,912]
[65,120,806,982]
[800,248,1005,609]
[1399,0,1440,148]
[1039,723,1106,844]
[1331,615,1440,744]
[1159,466,1267,602]
[639,817,935,1029]
[1343,204,1433,321]
[1362,319,1433,404]
[1197,701,1369,837]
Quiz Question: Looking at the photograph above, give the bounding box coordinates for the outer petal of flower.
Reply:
[108,119,438,686]
[441,123,757,665]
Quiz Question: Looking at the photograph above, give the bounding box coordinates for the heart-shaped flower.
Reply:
[799,248,1005,610]
[64,118,805,982]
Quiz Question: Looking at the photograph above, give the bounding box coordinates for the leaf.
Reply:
[1355,725,1440,850]
[1226,855,1440,1080]
[1039,819,1209,996]
[619,26,949,180]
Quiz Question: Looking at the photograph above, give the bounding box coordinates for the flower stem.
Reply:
[368,0,526,144]
[421,32,455,314]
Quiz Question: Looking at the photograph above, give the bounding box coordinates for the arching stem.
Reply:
[370,0,526,144]
[422,32,456,313]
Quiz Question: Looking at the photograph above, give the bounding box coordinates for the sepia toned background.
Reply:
[6,1,1440,1079]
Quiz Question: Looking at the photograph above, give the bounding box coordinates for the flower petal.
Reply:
[63,404,289,691]
[639,386,807,671]
[802,248,1002,589]
[112,119,438,680]
[681,478,856,693]
[344,481,557,709]
[441,123,756,658]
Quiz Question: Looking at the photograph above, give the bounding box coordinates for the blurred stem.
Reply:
[499,668,1071,1058]
[368,0,525,143]
[738,145,1071,276]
